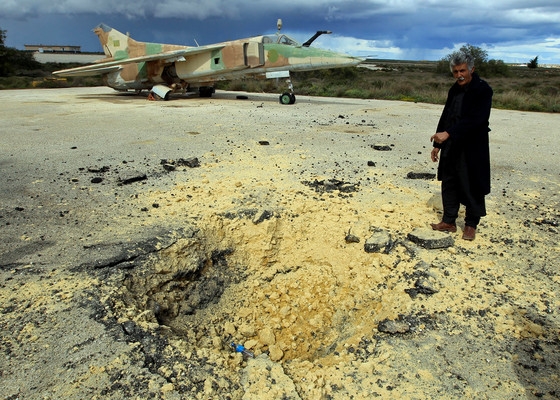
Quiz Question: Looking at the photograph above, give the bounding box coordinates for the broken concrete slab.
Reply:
[118,171,148,185]
[377,318,411,334]
[364,229,392,253]
[407,227,454,249]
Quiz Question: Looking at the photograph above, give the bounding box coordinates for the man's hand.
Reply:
[431,147,440,162]
[430,131,450,144]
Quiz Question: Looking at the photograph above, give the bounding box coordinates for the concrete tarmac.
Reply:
[1,87,559,399]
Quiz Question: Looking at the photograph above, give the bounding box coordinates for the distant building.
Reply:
[24,44,82,53]
[24,44,104,64]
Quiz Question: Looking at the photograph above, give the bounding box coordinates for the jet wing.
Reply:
[54,44,225,77]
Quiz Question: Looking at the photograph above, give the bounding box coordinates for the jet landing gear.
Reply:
[279,92,296,105]
[279,75,296,105]
[267,71,296,105]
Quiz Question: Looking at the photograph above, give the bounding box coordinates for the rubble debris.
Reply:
[364,229,392,253]
[160,157,200,169]
[118,172,147,185]
[377,318,411,334]
[406,172,436,180]
[252,209,275,224]
[407,228,454,249]
[87,166,110,173]
[372,144,392,151]
[302,178,359,195]
[405,277,440,298]
[345,229,360,243]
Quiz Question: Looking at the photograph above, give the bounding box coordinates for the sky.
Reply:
[1,0,559,64]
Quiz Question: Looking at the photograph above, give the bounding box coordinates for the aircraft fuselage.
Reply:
[104,35,361,91]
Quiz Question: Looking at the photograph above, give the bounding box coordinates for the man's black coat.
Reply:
[434,72,493,197]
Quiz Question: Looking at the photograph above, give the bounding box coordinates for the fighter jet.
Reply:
[53,20,363,104]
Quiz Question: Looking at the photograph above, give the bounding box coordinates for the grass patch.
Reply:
[220,61,560,113]
[2,60,559,113]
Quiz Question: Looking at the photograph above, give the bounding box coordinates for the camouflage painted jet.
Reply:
[53,20,363,104]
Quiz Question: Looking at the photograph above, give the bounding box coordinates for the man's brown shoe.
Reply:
[430,221,457,233]
[462,226,476,241]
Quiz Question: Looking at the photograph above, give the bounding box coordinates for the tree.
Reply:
[459,44,489,69]
[0,27,42,77]
[436,44,509,77]
[527,56,539,69]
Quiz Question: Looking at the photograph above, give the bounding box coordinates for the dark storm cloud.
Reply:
[1,0,559,63]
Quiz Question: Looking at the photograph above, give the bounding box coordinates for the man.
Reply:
[430,51,493,241]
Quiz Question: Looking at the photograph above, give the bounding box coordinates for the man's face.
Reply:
[452,63,474,86]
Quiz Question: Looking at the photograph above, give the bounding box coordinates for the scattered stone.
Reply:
[367,161,376,167]
[162,163,176,171]
[118,172,147,185]
[222,208,258,220]
[427,194,443,211]
[87,165,110,173]
[302,178,359,195]
[535,218,559,227]
[258,327,276,346]
[160,157,200,169]
[413,260,431,272]
[345,232,360,243]
[372,144,392,151]
[121,320,138,336]
[364,229,392,253]
[241,354,301,399]
[90,177,103,184]
[406,277,440,298]
[178,157,200,168]
[252,209,274,224]
[258,140,270,145]
[239,324,256,337]
[380,203,395,213]
[406,171,436,180]
[160,383,175,394]
[415,277,439,294]
[268,344,284,362]
[377,318,411,334]
[223,321,236,335]
[407,227,454,249]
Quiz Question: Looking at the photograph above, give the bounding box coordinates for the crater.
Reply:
[99,189,426,397]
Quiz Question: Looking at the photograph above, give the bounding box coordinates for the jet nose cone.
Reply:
[336,54,365,68]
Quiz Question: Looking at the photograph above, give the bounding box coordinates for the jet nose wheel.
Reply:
[279,92,296,105]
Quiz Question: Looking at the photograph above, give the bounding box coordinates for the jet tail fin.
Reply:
[93,23,140,61]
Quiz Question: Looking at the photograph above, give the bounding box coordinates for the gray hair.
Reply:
[449,51,475,72]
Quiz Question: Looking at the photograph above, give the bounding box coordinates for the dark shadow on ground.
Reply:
[512,306,560,399]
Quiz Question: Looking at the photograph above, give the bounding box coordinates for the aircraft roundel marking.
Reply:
[267,49,279,63]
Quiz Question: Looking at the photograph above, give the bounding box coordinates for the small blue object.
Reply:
[230,342,254,358]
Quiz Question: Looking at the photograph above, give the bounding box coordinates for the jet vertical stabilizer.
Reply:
[94,23,136,61]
